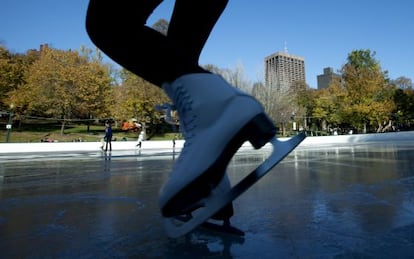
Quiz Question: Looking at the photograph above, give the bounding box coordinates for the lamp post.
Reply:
[5,104,14,143]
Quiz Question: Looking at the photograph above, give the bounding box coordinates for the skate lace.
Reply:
[171,85,198,163]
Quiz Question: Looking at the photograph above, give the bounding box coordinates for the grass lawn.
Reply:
[0,121,179,143]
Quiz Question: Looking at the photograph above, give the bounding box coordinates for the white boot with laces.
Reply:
[159,73,276,217]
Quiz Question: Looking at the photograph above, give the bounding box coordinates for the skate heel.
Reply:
[245,113,277,149]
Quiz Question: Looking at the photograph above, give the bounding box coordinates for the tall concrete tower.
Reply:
[264,51,306,92]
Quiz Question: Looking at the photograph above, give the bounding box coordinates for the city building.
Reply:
[264,51,306,93]
[317,67,341,89]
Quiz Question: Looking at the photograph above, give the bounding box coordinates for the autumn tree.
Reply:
[9,46,113,134]
[313,78,347,131]
[341,49,395,133]
[112,69,169,136]
[0,45,38,110]
[290,80,314,131]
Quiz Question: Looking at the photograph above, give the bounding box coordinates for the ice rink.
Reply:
[1,134,413,258]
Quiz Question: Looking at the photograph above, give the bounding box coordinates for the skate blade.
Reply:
[163,132,306,238]
[163,195,217,238]
[200,220,245,237]
[164,178,232,238]
[173,215,245,238]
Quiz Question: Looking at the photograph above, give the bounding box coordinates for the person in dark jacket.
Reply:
[104,121,112,152]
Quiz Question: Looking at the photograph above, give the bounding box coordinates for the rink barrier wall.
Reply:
[0,131,413,154]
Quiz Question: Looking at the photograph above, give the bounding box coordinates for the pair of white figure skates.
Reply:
[158,73,306,237]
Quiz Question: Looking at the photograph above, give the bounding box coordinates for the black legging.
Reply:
[86,0,233,220]
[86,0,229,87]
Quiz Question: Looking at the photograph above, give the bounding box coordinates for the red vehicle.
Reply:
[121,119,141,132]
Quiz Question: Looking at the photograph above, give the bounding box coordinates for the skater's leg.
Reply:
[167,0,228,65]
[86,0,233,216]
[85,1,275,222]
[156,2,276,218]
[86,0,207,86]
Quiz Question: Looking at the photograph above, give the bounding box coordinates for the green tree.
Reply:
[72,59,114,121]
[393,88,414,129]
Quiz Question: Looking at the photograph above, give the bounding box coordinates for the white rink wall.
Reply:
[0,139,184,154]
[298,131,414,147]
[0,131,413,154]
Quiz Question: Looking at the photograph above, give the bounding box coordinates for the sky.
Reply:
[1,0,413,88]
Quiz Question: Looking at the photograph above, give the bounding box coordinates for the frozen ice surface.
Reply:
[0,138,413,258]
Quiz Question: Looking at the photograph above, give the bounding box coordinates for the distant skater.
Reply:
[103,121,112,152]
[136,130,144,148]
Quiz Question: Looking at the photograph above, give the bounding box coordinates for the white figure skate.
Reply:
[158,73,305,238]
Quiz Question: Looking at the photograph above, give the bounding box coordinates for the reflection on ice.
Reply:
[0,138,413,258]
